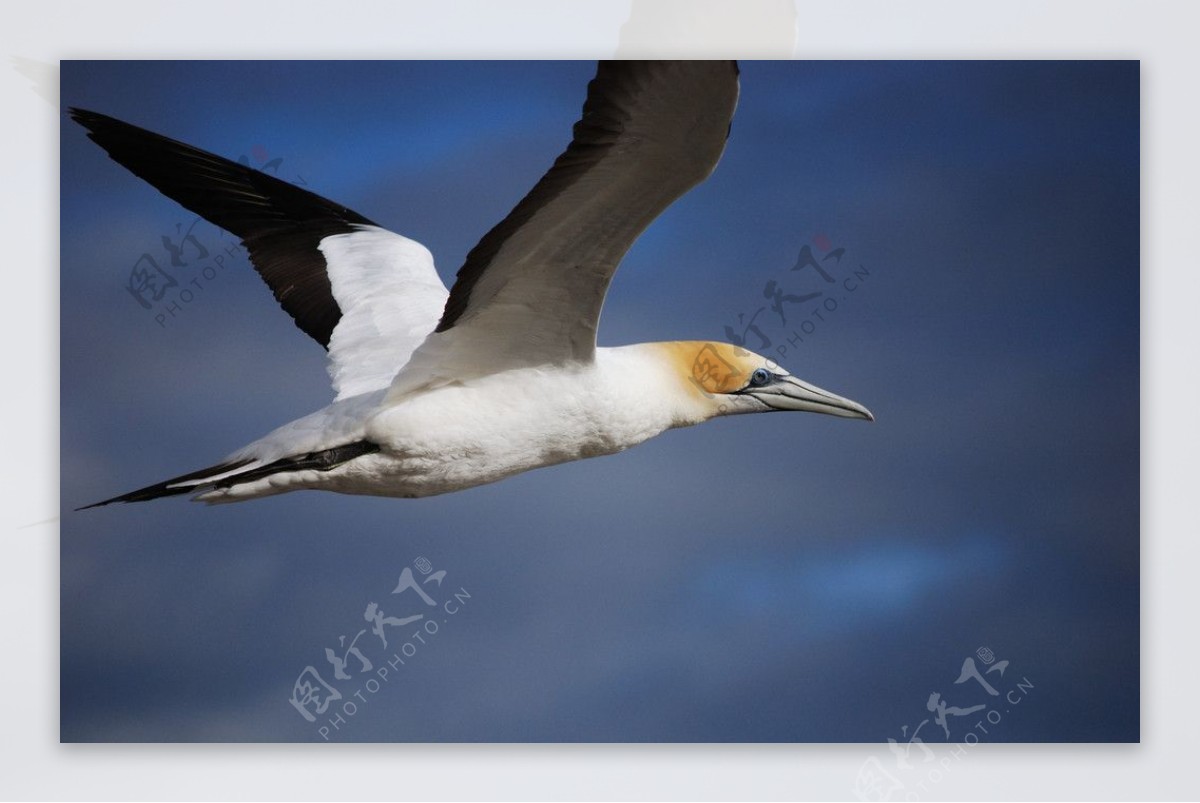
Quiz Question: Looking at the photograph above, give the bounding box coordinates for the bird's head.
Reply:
[653,341,874,423]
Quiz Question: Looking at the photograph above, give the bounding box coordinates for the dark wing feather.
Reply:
[69,108,376,347]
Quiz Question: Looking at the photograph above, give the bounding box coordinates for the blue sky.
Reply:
[60,60,1139,742]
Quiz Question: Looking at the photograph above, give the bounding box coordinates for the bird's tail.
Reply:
[77,441,380,510]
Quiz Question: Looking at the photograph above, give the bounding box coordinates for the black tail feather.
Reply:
[76,459,255,510]
[77,440,381,510]
[209,440,380,490]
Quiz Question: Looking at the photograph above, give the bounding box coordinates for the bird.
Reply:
[72,60,872,508]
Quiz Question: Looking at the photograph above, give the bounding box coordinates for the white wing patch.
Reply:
[321,225,449,400]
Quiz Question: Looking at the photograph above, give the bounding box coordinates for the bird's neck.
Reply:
[595,343,726,434]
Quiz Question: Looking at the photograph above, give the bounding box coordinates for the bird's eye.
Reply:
[750,368,771,387]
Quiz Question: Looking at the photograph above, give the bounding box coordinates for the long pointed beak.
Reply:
[749,375,874,421]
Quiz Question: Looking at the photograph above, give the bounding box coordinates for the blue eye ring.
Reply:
[750,368,771,387]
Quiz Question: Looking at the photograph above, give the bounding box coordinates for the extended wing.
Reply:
[391,61,739,392]
[70,108,447,400]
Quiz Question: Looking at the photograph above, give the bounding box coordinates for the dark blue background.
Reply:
[60,61,1139,742]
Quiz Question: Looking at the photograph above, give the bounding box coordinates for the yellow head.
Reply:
[651,341,874,422]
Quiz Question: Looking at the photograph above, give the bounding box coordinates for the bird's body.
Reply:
[72,61,872,509]
[210,344,682,501]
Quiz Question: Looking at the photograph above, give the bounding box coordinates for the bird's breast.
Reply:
[363,366,658,493]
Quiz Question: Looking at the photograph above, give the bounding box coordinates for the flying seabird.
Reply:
[72,61,872,508]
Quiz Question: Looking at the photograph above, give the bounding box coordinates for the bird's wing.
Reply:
[69,109,448,401]
[391,61,739,391]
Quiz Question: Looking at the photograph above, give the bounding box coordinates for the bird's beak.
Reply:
[747,375,874,421]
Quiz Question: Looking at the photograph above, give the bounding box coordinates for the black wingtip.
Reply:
[68,106,112,132]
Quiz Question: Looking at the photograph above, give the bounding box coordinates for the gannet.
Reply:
[73,61,872,508]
